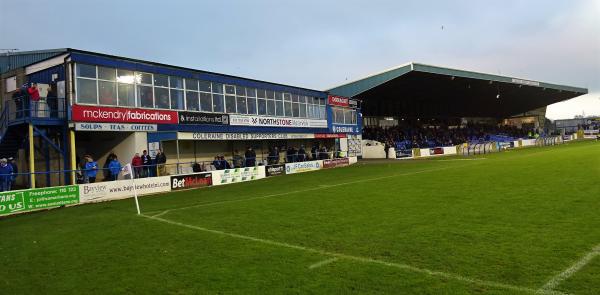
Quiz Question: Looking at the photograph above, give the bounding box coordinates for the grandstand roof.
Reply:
[327,63,588,118]
[0,48,68,74]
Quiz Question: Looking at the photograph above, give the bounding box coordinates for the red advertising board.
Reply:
[72,105,178,124]
[314,133,347,139]
[323,158,350,169]
[327,95,350,107]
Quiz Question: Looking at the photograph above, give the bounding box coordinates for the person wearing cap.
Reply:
[8,158,17,189]
[84,155,98,183]
[0,158,13,192]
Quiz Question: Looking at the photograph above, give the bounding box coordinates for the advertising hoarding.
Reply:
[211,166,266,185]
[285,160,323,174]
[170,173,212,191]
[72,105,178,124]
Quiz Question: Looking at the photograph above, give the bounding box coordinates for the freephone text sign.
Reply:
[0,186,79,216]
[72,105,178,124]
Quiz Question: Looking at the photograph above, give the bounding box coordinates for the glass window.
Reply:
[275,100,284,116]
[299,95,306,103]
[319,98,325,105]
[247,97,257,115]
[344,109,352,124]
[98,81,117,105]
[284,101,292,117]
[292,103,300,117]
[212,94,224,113]
[200,92,212,112]
[225,85,235,95]
[186,91,199,111]
[199,80,211,92]
[257,89,266,98]
[117,69,135,84]
[155,87,170,109]
[266,90,275,99]
[257,99,267,115]
[76,78,97,104]
[154,74,169,87]
[139,72,153,85]
[299,103,306,117]
[246,88,256,98]
[170,76,184,89]
[118,83,135,107]
[225,95,236,113]
[267,100,275,116]
[275,92,283,101]
[308,96,314,104]
[212,83,223,94]
[291,94,299,102]
[351,110,357,124]
[283,93,291,101]
[235,86,245,97]
[98,66,116,81]
[335,108,343,123]
[320,106,326,119]
[137,85,154,108]
[76,64,96,78]
[236,96,247,114]
[186,79,198,91]
[170,89,184,109]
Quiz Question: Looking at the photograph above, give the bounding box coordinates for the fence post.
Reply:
[28,123,36,188]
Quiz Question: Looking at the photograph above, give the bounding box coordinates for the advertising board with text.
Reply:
[322,158,350,169]
[0,185,79,216]
[327,95,350,107]
[285,160,323,174]
[178,112,229,125]
[178,132,314,141]
[229,114,327,128]
[79,176,171,203]
[72,105,178,124]
[170,173,212,190]
[211,166,266,185]
[265,164,285,177]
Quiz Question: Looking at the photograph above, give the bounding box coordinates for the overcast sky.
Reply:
[1,0,599,119]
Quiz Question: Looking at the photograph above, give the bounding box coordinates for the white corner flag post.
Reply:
[122,163,140,215]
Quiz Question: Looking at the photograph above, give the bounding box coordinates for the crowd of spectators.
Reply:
[363,123,532,150]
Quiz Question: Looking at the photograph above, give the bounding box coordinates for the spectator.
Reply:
[131,153,142,178]
[297,145,306,162]
[319,146,328,159]
[103,151,116,181]
[27,83,40,117]
[221,156,231,169]
[245,147,256,167]
[141,150,151,177]
[0,158,13,192]
[108,155,122,181]
[267,146,279,164]
[84,155,98,183]
[192,162,202,172]
[155,149,167,176]
[286,146,296,163]
[311,144,318,160]
[232,150,244,168]
[12,89,24,119]
[8,157,17,189]
[212,156,222,170]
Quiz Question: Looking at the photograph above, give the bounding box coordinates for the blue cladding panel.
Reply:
[28,65,65,84]
[69,52,326,98]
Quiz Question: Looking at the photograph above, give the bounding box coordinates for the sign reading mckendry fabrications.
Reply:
[265,164,285,177]
[511,78,540,87]
[327,95,350,107]
[75,122,157,132]
[171,172,212,190]
[177,132,315,141]
[285,160,323,174]
[72,105,178,124]
[0,186,79,216]
[178,112,229,125]
[229,114,327,128]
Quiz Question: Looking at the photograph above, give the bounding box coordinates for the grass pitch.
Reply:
[1,140,599,294]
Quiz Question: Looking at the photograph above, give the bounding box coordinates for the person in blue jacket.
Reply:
[84,155,98,183]
[108,155,122,181]
[0,158,14,192]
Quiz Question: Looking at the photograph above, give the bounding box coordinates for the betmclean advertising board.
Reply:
[170,173,212,191]
[79,176,171,203]
[285,160,323,174]
[178,112,229,125]
[229,114,327,128]
[72,105,178,124]
[0,185,79,216]
[211,166,266,185]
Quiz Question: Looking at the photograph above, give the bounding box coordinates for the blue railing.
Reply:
[2,97,67,123]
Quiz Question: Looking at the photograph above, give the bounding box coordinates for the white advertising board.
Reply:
[177,132,314,141]
[285,160,323,174]
[79,176,171,203]
[211,166,266,186]
[75,122,157,132]
[229,114,327,128]
[521,139,536,147]
[443,146,457,155]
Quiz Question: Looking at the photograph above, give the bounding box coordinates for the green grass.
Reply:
[1,140,599,294]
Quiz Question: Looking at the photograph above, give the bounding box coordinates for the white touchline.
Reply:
[139,214,567,295]
[309,257,338,269]
[538,244,600,292]
[149,163,481,218]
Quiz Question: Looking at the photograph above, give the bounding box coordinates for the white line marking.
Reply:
[149,163,479,217]
[435,158,487,161]
[139,214,565,295]
[309,257,338,269]
[538,244,600,292]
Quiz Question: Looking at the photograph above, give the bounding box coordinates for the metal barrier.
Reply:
[3,97,67,121]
